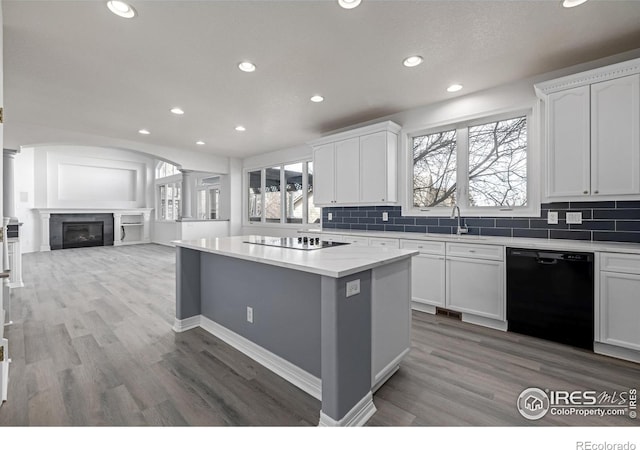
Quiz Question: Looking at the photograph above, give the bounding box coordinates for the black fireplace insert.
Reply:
[62,221,105,249]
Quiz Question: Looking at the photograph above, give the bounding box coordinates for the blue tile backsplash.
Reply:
[321,201,640,243]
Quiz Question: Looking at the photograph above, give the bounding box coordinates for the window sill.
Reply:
[405,206,541,218]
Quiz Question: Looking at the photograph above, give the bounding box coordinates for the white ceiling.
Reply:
[4,0,640,158]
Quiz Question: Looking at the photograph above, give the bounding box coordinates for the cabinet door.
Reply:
[360,131,389,203]
[547,86,591,198]
[446,257,504,320]
[411,254,446,308]
[334,137,360,204]
[600,271,640,351]
[312,143,335,205]
[591,74,640,196]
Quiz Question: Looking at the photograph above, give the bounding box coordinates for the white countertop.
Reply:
[173,235,419,278]
[299,228,640,255]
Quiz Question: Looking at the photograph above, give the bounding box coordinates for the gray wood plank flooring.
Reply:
[0,244,638,426]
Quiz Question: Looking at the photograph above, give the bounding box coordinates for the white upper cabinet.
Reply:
[312,143,336,205]
[335,137,360,203]
[547,86,591,198]
[310,121,401,206]
[536,58,640,201]
[360,131,397,203]
[591,74,640,196]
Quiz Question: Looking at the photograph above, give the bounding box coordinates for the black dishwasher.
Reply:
[506,248,594,350]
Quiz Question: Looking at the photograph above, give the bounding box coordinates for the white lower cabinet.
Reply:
[446,256,505,321]
[400,240,445,309]
[599,253,640,353]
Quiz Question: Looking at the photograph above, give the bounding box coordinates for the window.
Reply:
[197,187,220,219]
[410,112,534,216]
[156,161,179,178]
[246,160,320,225]
[158,182,181,220]
[156,160,182,221]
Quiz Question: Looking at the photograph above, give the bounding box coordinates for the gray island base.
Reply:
[173,236,417,426]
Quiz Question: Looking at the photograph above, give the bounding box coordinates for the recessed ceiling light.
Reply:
[196,140,205,145]
[338,0,362,9]
[238,61,256,73]
[447,84,463,93]
[235,125,246,132]
[310,95,324,103]
[403,55,423,68]
[170,107,185,115]
[138,129,150,135]
[562,0,588,7]
[106,1,136,19]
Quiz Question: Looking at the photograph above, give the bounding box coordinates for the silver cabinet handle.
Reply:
[583,191,588,194]
[469,250,476,253]
[594,190,599,194]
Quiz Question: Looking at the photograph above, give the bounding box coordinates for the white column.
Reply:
[113,213,122,246]
[142,212,151,242]
[2,149,19,223]
[180,170,194,219]
[39,212,51,252]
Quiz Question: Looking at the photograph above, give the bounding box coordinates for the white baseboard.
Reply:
[462,313,508,331]
[411,302,436,314]
[594,342,640,364]
[172,316,201,333]
[318,392,376,427]
[372,347,409,392]
[8,281,24,289]
[175,315,322,400]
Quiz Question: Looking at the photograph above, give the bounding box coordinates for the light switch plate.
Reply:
[547,211,558,225]
[382,212,389,222]
[566,212,583,224]
[346,279,360,297]
[328,213,333,221]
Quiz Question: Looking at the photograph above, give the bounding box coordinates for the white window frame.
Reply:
[155,176,182,222]
[243,159,320,228]
[196,183,220,220]
[404,106,540,218]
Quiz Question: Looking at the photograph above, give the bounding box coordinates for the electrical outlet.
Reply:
[566,212,583,224]
[346,279,360,297]
[328,212,333,221]
[246,306,253,323]
[382,212,389,222]
[547,211,558,225]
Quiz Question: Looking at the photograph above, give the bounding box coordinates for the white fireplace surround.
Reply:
[35,208,152,252]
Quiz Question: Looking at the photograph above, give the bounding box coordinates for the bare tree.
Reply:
[413,117,527,208]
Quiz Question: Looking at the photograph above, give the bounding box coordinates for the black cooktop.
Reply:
[243,236,349,251]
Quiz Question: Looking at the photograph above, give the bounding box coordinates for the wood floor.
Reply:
[0,244,638,426]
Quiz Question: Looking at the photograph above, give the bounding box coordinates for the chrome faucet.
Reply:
[451,204,468,235]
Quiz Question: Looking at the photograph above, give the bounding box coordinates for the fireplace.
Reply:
[62,222,104,249]
[49,213,114,250]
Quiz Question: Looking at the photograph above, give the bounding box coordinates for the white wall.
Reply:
[16,145,155,253]
[152,220,230,246]
[14,147,35,253]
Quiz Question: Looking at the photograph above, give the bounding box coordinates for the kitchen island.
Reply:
[172,235,418,426]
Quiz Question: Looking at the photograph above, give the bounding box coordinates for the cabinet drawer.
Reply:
[446,242,504,261]
[600,252,640,274]
[369,237,399,248]
[400,239,445,255]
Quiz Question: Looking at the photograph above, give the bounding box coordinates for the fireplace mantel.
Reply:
[34,208,153,252]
